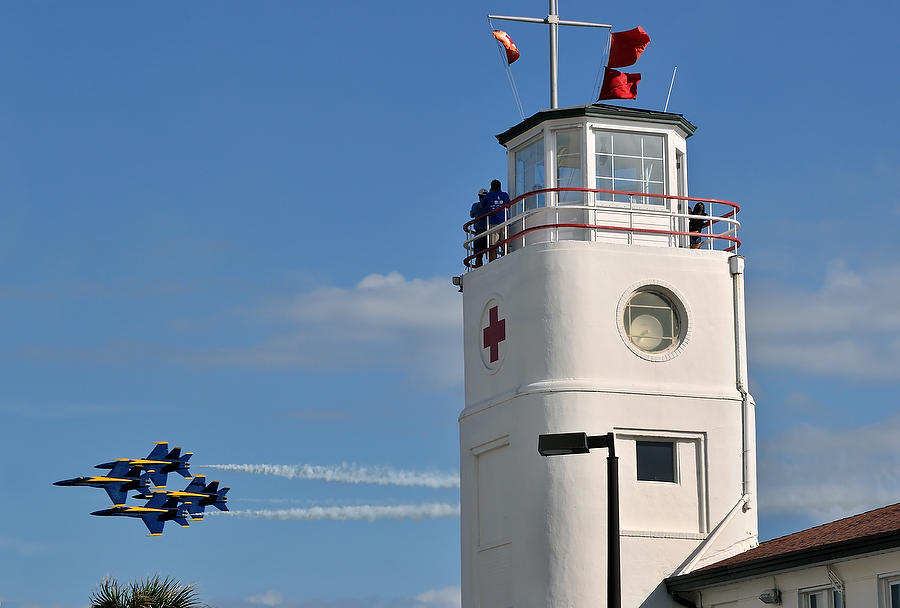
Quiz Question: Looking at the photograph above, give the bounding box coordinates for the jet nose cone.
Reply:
[53,479,72,486]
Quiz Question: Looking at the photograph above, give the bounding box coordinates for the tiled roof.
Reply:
[667,502,900,591]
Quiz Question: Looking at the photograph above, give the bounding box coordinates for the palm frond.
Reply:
[90,575,206,608]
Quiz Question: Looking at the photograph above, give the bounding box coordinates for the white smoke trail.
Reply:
[199,463,459,488]
[211,502,460,522]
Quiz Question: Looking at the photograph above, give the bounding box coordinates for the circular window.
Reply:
[623,289,681,354]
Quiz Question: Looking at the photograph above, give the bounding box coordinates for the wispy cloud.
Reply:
[0,536,47,557]
[185,272,463,385]
[214,503,460,522]
[413,586,461,608]
[247,591,284,607]
[749,260,900,379]
[200,463,459,488]
[758,413,900,522]
[8,273,463,387]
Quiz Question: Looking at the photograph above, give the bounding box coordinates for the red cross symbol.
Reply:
[482,305,506,363]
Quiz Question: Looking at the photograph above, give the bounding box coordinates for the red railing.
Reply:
[463,187,741,269]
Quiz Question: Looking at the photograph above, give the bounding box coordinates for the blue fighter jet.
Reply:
[134,474,229,521]
[91,493,191,536]
[95,442,192,488]
[54,460,151,506]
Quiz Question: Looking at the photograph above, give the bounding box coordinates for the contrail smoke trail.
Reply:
[199,463,459,488]
[211,502,460,522]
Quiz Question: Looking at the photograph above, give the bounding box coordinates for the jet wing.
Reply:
[104,486,128,506]
[107,461,132,477]
[141,515,165,536]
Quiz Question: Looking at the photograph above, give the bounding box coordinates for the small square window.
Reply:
[636,441,676,482]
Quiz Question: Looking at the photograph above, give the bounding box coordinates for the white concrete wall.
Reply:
[459,241,758,608]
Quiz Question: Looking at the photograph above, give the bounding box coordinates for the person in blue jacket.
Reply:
[469,188,488,267]
[482,179,510,262]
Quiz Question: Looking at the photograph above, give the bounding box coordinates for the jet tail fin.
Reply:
[214,487,230,511]
[146,442,169,461]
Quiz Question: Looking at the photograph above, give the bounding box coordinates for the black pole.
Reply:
[607,432,621,608]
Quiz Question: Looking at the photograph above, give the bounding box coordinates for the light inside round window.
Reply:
[623,290,680,353]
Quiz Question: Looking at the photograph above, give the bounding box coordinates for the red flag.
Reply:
[598,68,640,100]
[607,26,650,68]
[493,30,520,65]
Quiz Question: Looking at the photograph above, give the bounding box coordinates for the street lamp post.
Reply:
[538,431,621,608]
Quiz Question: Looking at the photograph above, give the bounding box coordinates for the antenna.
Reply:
[664,65,678,112]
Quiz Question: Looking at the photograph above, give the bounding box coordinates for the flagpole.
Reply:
[549,0,559,108]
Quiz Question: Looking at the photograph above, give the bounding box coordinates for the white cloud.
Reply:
[247,591,284,606]
[758,413,900,522]
[413,586,461,608]
[0,535,46,557]
[188,272,462,385]
[749,259,900,378]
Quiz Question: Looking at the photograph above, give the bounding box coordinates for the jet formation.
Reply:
[54,442,229,536]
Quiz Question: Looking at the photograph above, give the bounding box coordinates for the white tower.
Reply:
[458,105,758,607]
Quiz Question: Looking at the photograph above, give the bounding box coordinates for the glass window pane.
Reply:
[595,178,614,203]
[613,179,641,194]
[646,182,665,196]
[515,137,545,201]
[595,132,612,155]
[643,135,664,159]
[557,129,579,159]
[833,590,842,608]
[596,154,612,178]
[808,593,818,608]
[557,129,582,204]
[614,133,642,157]
[615,156,641,181]
[891,582,900,608]
[636,441,676,482]
[643,158,664,183]
[630,292,668,307]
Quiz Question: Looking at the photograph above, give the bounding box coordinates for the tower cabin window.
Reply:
[514,137,545,213]
[595,131,665,205]
[556,129,583,205]
[636,440,676,483]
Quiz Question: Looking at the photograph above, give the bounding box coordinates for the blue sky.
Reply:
[2,1,899,606]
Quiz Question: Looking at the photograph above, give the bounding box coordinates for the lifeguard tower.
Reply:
[457,41,758,608]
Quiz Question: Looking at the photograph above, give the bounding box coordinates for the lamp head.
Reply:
[538,432,590,456]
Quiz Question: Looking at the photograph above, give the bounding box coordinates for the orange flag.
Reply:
[493,30,520,65]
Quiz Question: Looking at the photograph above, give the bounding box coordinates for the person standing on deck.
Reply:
[469,188,489,268]
[482,179,510,262]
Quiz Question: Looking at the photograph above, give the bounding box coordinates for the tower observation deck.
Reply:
[463,104,740,268]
